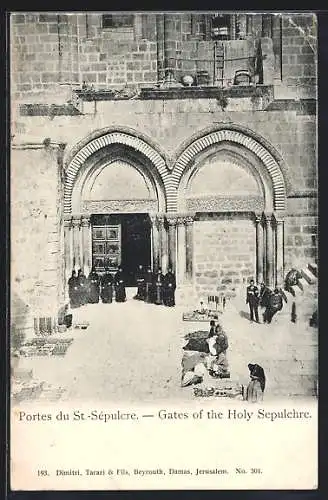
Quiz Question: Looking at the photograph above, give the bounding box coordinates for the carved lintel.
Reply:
[80,216,90,228]
[166,216,178,227]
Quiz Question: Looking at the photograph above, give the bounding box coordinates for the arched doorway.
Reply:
[63,131,167,289]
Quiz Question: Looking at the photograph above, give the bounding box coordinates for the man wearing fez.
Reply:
[163,266,176,307]
[246,279,259,323]
[100,268,114,304]
[153,267,164,305]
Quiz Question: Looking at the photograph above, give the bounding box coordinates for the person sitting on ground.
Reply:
[245,363,266,402]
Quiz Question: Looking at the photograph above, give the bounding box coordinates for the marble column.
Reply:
[158,215,168,274]
[163,14,181,83]
[236,13,247,39]
[72,215,81,271]
[265,213,274,287]
[275,216,285,287]
[185,215,194,282]
[81,215,91,276]
[166,216,178,273]
[177,217,187,285]
[246,14,253,36]
[64,218,73,301]
[255,213,264,284]
[150,213,160,272]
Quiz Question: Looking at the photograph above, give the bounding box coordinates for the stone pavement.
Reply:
[16,287,318,403]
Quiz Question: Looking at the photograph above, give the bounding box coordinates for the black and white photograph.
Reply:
[9,10,318,490]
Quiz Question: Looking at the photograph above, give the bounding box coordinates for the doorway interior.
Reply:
[91,214,151,286]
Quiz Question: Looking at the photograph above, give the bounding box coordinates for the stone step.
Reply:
[301,267,317,285]
[308,262,318,278]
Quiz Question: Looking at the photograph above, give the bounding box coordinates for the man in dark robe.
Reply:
[135,264,146,300]
[100,269,113,304]
[246,279,259,322]
[259,282,272,308]
[77,269,88,306]
[114,267,126,302]
[68,270,79,308]
[263,288,286,324]
[145,267,154,303]
[88,267,100,303]
[163,267,176,307]
[153,268,164,305]
[246,363,266,402]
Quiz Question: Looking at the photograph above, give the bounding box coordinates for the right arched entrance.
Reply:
[173,128,287,298]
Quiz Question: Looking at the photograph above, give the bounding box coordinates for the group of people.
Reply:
[134,265,176,307]
[246,280,287,324]
[67,267,127,308]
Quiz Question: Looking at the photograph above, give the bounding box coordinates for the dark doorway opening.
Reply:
[91,214,151,286]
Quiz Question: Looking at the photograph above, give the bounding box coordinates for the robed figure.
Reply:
[163,268,176,307]
[145,267,154,303]
[263,288,286,324]
[246,363,266,403]
[153,268,164,305]
[77,269,88,306]
[68,270,79,308]
[114,267,126,302]
[88,267,100,303]
[100,269,113,304]
[135,264,146,300]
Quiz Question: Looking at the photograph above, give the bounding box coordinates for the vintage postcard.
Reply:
[10,11,318,491]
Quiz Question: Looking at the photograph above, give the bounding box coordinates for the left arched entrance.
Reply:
[63,131,167,288]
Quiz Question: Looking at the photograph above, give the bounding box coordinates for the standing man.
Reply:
[114,266,126,302]
[68,270,79,308]
[77,268,88,306]
[135,264,146,301]
[145,266,154,303]
[163,267,176,307]
[246,279,260,323]
[100,268,113,304]
[88,267,100,303]
[153,267,164,305]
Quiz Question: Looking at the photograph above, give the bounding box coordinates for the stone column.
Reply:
[81,215,91,276]
[246,14,253,37]
[255,213,264,284]
[156,14,165,82]
[275,215,285,287]
[272,13,282,79]
[150,213,160,272]
[166,216,178,273]
[236,13,247,39]
[265,213,274,287]
[72,215,81,271]
[185,215,194,282]
[230,14,237,40]
[177,216,187,285]
[158,215,168,273]
[163,14,182,84]
[262,14,272,38]
[64,218,73,300]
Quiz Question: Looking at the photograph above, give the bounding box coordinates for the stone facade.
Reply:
[10,12,317,335]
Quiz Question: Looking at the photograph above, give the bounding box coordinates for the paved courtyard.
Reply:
[15,287,318,403]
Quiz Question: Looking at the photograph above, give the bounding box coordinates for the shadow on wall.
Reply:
[11,291,30,351]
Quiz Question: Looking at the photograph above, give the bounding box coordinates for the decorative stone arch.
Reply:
[64,128,171,214]
[171,125,288,213]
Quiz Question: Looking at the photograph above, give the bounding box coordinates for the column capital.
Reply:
[254,212,264,223]
[71,215,82,228]
[80,216,91,227]
[272,211,286,224]
[166,216,179,226]
[184,215,195,225]
[263,212,274,224]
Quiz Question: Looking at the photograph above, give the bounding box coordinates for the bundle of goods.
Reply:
[19,338,74,357]
[193,381,244,399]
[73,322,89,330]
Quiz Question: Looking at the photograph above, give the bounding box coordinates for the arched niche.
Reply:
[71,144,166,214]
[177,143,272,212]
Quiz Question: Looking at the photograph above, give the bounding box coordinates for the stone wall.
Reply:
[193,215,256,300]
[11,144,63,338]
[281,13,317,97]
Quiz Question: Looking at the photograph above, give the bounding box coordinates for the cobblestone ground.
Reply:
[16,288,318,403]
